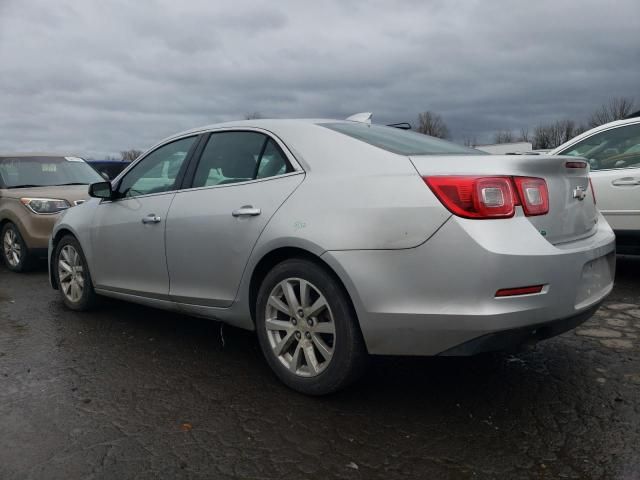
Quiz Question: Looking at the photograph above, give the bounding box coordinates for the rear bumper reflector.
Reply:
[495,285,544,297]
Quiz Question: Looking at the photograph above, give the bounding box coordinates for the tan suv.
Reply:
[0,154,103,272]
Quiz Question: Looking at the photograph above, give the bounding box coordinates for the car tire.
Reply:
[256,258,368,395]
[1,222,33,272]
[53,235,98,311]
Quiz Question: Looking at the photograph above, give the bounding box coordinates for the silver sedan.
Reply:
[49,115,616,394]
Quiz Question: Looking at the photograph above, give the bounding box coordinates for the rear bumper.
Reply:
[438,302,602,355]
[322,213,615,356]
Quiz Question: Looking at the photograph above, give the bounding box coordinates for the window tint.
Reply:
[321,123,482,156]
[256,139,289,179]
[118,136,195,198]
[192,132,291,188]
[559,123,640,171]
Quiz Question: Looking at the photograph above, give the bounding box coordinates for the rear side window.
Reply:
[321,123,482,156]
[192,132,291,188]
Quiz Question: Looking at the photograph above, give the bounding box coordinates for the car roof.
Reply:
[161,118,343,143]
[550,117,640,154]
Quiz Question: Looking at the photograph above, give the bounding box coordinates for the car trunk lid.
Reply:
[409,154,598,245]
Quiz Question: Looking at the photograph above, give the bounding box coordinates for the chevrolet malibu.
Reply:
[49,116,616,395]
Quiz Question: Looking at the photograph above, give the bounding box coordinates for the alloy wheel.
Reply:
[3,229,22,268]
[265,277,336,377]
[58,245,85,303]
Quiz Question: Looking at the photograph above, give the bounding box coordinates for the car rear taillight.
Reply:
[512,177,549,216]
[589,178,596,205]
[424,175,550,219]
[423,176,517,219]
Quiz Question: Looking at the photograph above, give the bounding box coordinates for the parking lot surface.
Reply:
[1,257,639,479]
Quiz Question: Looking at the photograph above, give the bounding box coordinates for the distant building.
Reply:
[473,142,533,154]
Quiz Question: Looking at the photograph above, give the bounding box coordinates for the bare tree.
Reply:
[105,155,120,161]
[416,111,450,139]
[532,119,585,150]
[120,149,143,161]
[588,97,636,127]
[244,112,263,120]
[493,130,514,144]
[463,136,478,147]
[517,127,530,143]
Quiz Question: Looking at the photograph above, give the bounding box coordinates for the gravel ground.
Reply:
[0,256,639,479]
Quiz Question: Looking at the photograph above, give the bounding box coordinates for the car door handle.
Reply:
[142,214,162,224]
[232,206,261,217]
[611,177,640,186]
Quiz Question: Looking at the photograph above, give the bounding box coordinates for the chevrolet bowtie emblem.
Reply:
[573,185,587,201]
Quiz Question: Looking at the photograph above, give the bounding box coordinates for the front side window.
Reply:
[192,131,291,188]
[0,156,103,188]
[559,123,640,171]
[117,136,196,198]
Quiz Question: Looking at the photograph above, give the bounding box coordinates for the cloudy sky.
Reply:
[1,0,638,158]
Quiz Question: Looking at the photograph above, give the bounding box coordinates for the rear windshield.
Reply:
[321,122,482,156]
[0,156,103,188]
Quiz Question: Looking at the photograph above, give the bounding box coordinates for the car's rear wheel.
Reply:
[54,235,98,311]
[1,222,33,272]
[256,258,367,395]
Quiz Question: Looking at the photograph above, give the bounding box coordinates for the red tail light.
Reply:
[424,176,550,219]
[513,177,549,216]
[423,176,517,219]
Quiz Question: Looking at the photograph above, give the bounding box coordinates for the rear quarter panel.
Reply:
[256,123,451,251]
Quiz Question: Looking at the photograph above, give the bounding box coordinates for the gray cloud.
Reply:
[1,0,638,158]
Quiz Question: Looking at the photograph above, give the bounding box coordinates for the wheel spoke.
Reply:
[299,279,311,308]
[265,318,293,332]
[58,269,72,282]
[281,280,300,312]
[289,344,303,373]
[306,296,328,318]
[311,333,333,361]
[302,342,320,374]
[59,261,73,274]
[268,296,291,316]
[273,331,296,356]
[313,321,335,334]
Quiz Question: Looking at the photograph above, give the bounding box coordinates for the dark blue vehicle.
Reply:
[86,160,129,180]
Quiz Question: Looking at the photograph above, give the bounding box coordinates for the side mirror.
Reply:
[88,181,113,199]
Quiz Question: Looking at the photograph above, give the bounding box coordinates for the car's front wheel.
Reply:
[256,258,367,395]
[1,222,32,272]
[54,235,98,311]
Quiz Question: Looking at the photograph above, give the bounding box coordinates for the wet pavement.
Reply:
[0,257,639,480]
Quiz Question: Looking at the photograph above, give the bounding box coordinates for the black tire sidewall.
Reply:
[54,235,97,311]
[1,223,30,272]
[255,258,367,395]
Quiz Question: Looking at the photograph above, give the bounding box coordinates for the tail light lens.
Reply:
[424,176,517,219]
[424,175,550,219]
[513,177,549,216]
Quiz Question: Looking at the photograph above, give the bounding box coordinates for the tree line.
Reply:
[416,97,636,149]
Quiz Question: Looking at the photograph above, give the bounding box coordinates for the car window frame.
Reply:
[556,121,640,172]
[180,127,304,192]
[107,134,204,202]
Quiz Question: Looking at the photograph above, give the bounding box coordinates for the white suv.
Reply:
[551,117,640,254]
